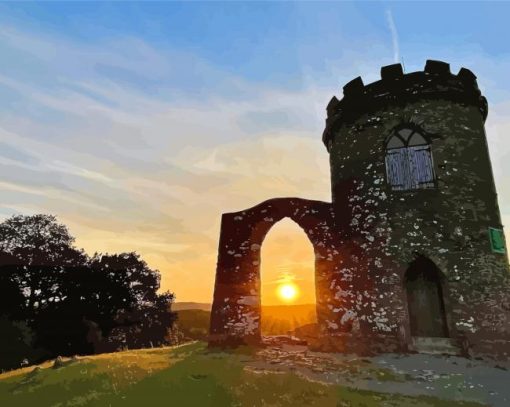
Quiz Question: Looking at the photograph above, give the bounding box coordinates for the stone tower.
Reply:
[323,60,510,357]
[210,60,510,359]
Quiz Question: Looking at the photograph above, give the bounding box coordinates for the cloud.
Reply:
[0,24,338,301]
[0,21,509,301]
[385,9,400,64]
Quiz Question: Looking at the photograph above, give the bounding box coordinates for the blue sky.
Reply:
[3,2,510,94]
[0,2,509,301]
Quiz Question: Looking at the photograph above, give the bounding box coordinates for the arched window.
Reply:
[385,128,435,191]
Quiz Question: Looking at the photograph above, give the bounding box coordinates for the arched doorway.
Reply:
[405,256,449,338]
[260,218,317,337]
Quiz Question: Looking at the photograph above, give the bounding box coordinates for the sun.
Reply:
[277,283,299,302]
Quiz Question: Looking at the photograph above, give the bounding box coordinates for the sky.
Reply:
[0,1,509,305]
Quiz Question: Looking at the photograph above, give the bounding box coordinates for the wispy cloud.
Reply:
[0,18,509,300]
[0,24,336,301]
[386,9,400,64]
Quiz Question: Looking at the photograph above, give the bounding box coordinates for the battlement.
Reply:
[323,60,488,151]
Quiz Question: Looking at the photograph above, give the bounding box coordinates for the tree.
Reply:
[106,291,176,350]
[90,253,177,351]
[31,264,135,356]
[0,214,88,319]
[0,214,177,365]
[0,214,86,266]
[0,315,48,371]
[0,267,27,319]
[89,252,161,304]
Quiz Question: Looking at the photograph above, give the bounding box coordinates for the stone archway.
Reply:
[208,197,336,346]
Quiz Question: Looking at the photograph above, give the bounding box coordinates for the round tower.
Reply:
[323,60,510,357]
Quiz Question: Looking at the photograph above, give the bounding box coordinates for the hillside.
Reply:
[0,341,499,407]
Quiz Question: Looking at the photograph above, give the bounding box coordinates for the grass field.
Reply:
[0,342,485,407]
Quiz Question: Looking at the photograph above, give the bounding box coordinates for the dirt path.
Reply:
[246,343,510,407]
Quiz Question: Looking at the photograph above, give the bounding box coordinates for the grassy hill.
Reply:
[0,342,484,407]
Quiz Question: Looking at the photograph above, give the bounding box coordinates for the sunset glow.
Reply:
[0,3,508,308]
[260,218,316,305]
[277,283,299,302]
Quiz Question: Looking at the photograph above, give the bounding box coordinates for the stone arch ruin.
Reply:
[208,197,337,346]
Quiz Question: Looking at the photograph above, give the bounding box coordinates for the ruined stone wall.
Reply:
[324,61,510,358]
[209,198,340,346]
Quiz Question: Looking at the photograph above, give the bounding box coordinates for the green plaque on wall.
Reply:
[489,227,506,254]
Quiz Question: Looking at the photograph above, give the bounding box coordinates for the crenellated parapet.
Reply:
[323,60,488,151]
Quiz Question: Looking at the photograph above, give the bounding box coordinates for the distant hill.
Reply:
[174,303,317,338]
[173,302,212,311]
[175,309,210,340]
[262,304,317,335]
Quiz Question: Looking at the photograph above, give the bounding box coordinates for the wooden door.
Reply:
[406,262,448,337]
